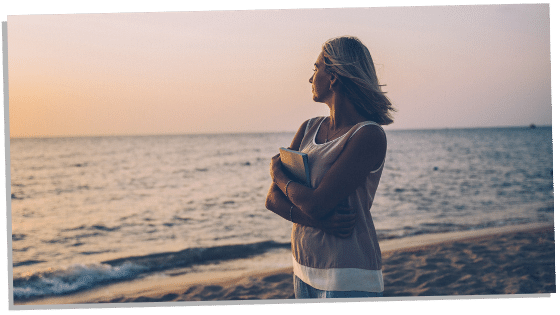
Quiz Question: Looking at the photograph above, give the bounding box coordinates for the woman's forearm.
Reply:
[265,183,319,228]
[266,182,357,238]
[270,156,333,220]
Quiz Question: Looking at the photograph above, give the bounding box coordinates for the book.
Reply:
[279,147,311,187]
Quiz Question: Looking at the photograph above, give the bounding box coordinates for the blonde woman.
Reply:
[266,36,395,298]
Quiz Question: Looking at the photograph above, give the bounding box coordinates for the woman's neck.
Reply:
[326,93,366,129]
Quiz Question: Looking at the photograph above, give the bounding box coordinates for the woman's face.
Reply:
[309,52,332,103]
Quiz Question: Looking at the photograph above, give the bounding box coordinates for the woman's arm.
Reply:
[265,182,315,226]
[271,124,386,220]
[265,182,356,238]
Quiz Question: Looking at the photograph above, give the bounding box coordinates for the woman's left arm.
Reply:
[270,124,386,220]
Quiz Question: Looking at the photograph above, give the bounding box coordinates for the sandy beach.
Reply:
[14,223,555,306]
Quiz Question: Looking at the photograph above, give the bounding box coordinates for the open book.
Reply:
[279,147,311,187]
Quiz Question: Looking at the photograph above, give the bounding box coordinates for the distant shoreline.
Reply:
[8,124,553,140]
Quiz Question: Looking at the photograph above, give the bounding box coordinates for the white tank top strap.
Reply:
[371,158,385,173]
[349,121,384,140]
[304,119,312,135]
[305,117,325,137]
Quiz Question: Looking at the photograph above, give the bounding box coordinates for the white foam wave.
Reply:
[14,262,147,300]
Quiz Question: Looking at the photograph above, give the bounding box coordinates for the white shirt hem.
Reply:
[292,256,384,292]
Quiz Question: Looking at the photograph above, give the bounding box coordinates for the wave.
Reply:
[13,240,291,301]
[375,217,547,240]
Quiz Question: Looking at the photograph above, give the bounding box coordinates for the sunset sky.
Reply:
[6,3,552,138]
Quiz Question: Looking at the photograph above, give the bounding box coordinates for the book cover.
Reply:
[279,147,311,187]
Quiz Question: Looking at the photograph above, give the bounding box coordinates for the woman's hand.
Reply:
[318,204,357,238]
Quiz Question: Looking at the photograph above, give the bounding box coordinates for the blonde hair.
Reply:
[322,36,395,125]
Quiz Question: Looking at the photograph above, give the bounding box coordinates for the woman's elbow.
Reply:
[265,192,276,211]
[265,196,271,210]
[265,183,279,211]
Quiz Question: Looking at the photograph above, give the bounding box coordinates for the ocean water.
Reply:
[9,126,554,300]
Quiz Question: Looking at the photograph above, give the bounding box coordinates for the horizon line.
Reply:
[8,124,553,140]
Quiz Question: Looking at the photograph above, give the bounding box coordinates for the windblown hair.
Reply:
[322,36,395,125]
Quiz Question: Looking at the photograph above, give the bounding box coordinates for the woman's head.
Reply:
[320,36,395,125]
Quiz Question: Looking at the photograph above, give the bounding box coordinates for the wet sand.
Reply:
[15,223,555,306]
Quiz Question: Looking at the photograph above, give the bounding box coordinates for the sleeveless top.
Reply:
[291,116,385,292]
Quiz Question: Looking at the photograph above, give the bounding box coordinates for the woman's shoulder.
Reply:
[290,117,326,150]
[290,117,321,150]
[346,121,387,157]
[349,121,385,141]
[345,121,387,172]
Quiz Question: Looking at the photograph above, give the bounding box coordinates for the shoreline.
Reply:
[379,222,553,253]
[13,222,555,307]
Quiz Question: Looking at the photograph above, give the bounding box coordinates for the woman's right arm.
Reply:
[265,182,314,225]
[265,182,356,238]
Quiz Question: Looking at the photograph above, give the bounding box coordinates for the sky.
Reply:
[5,2,552,138]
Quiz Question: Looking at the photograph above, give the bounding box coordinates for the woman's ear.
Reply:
[329,74,338,89]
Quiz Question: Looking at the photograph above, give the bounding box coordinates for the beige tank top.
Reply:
[291,116,385,292]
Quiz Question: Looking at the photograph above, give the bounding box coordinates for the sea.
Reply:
[9,126,554,301]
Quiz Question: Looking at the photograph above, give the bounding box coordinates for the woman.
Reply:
[265,36,395,299]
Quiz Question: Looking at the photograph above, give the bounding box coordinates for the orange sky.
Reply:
[7,4,552,138]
